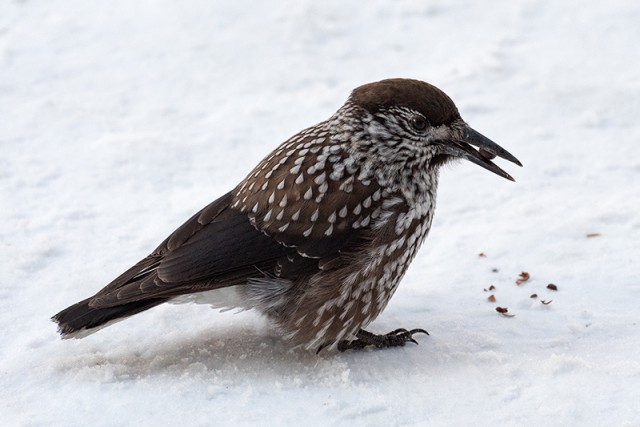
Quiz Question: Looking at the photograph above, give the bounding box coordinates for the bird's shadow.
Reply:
[51,324,365,382]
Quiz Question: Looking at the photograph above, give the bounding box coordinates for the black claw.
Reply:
[336,327,429,352]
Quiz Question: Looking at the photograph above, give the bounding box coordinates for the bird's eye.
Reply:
[411,116,427,131]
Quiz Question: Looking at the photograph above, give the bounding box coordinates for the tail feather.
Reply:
[52,297,168,338]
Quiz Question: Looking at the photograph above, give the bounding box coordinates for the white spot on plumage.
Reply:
[328,211,337,223]
[339,176,354,193]
[264,209,272,222]
[362,292,372,304]
[279,194,288,208]
[325,224,333,236]
[291,209,301,221]
[310,208,319,222]
[278,223,290,232]
[329,166,344,181]
[339,205,348,218]
[289,165,301,175]
[295,174,304,185]
[303,226,314,237]
[340,301,355,319]
[304,188,313,200]
[277,180,286,190]
[345,159,358,175]
[268,192,275,204]
[294,314,307,328]
[276,210,284,221]
[314,173,326,185]
[353,203,362,215]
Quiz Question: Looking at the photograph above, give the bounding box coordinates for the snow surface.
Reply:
[2,0,640,425]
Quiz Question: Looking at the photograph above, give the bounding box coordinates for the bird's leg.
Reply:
[337,328,429,352]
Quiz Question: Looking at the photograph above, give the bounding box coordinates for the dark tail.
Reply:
[52,297,168,338]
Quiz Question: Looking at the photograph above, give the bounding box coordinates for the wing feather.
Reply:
[90,192,291,307]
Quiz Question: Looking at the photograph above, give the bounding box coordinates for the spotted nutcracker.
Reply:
[53,78,521,352]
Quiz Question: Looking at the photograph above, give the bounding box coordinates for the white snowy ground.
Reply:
[1,0,639,425]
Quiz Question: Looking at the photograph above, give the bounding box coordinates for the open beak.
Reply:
[444,125,523,181]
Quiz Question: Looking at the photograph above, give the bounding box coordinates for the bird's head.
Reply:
[346,78,522,181]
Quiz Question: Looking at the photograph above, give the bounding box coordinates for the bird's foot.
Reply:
[337,328,429,352]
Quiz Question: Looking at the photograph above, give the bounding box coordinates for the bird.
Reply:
[52,78,521,352]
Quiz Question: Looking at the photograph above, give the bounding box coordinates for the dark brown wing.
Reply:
[89,192,292,307]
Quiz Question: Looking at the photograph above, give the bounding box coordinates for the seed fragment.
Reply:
[479,147,497,160]
[516,271,530,285]
[496,307,515,317]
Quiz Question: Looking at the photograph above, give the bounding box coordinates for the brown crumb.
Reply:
[496,307,515,317]
[547,284,558,291]
[530,293,538,299]
[488,295,496,302]
[478,252,487,257]
[489,285,496,291]
[541,300,553,305]
[586,233,601,238]
[516,271,530,285]
[479,147,497,160]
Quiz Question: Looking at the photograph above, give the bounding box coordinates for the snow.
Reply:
[1,0,639,425]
